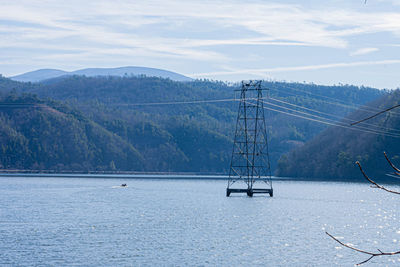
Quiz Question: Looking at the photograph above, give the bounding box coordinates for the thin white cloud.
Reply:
[2,0,400,52]
[1,0,400,88]
[191,59,400,77]
[350,47,379,56]
[378,0,400,6]
[178,38,313,48]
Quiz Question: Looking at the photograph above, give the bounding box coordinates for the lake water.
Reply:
[1,176,400,266]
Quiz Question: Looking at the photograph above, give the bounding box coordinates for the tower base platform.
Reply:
[226,188,273,197]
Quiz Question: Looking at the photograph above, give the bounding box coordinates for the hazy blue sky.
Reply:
[1,0,400,88]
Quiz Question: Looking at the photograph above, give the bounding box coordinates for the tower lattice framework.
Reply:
[226,80,273,197]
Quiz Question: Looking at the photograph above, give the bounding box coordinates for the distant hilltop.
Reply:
[9,66,193,83]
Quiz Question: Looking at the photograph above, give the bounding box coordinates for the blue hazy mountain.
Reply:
[10,66,193,82]
[10,69,69,82]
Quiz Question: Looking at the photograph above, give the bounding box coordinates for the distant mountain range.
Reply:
[9,66,193,82]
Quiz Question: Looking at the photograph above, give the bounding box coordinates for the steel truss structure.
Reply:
[226,80,273,197]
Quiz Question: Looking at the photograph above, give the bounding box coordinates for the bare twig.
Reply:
[328,158,400,264]
[326,232,400,265]
[351,104,400,126]
[356,161,400,194]
[384,152,400,176]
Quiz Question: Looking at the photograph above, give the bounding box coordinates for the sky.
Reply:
[1,0,400,89]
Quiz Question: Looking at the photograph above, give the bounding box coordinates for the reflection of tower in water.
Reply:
[226,80,273,197]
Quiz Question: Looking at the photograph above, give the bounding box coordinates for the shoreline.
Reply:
[0,172,385,183]
[0,171,399,184]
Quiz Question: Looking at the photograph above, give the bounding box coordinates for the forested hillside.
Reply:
[0,74,387,173]
[0,93,144,171]
[276,90,400,180]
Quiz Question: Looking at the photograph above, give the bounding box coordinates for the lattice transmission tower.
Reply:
[226,80,273,197]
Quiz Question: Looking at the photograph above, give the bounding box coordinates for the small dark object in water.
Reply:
[121,183,127,187]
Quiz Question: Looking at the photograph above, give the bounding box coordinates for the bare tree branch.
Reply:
[350,104,400,126]
[384,152,400,176]
[326,232,400,265]
[329,159,400,264]
[356,161,400,194]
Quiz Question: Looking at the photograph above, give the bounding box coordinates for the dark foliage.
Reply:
[0,93,144,171]
[277,90,400,180]
[0,75,386,173]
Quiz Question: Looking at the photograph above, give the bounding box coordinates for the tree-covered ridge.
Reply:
[276,90,400,180]
[0,75,387,173]
[0,93,144,171]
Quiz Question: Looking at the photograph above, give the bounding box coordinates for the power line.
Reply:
[262,104,400,138]
[351,104,400,126]
[116,98,237,106]
[244,100,400,138]
[1,90,398,136]
[264,99,400,137]
[268,97,400,133]
[271,85,400,116]
[0,98,237,108]
[272,83,390,113]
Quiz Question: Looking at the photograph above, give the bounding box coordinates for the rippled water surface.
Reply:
[1,177,400,266]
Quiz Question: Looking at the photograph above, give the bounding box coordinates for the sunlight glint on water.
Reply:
[0,177,400,266]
